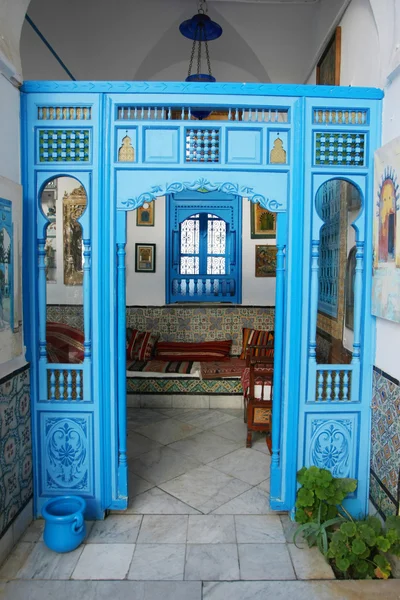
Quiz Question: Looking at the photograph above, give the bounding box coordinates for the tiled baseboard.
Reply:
[127,394,243,410]
[0,500,33,568]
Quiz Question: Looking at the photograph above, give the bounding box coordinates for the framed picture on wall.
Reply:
[251,203,276,239]
[136,201,154,226]
[135,243,156,273]
[317,26,341,86]
[255,245,277,277]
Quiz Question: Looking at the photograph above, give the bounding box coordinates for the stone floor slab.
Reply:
[135,419,201,445]
[72,544,135,580]
[16,542,83,580]
[127,409,168,430]
[20,520,44,543]
[130,446,201,485]
[187,515,236,544]
[0,542,34,580]
[212,485,273,515]
[137,515,188,544]
[235,515,285,544]
[1,579,202,600]
[128,544,186,580]
[127,430,163,458]
[129,472,155,497]
[185,544,239,581]
[160,465,251,514]
[176,410,236,431]
[210,418,248,442]
[208,448,269,486]
[238,543,296,580]
[169,430,241,464]
[124,487,201,515]
[288,544,335,580]
[87,515,142,544]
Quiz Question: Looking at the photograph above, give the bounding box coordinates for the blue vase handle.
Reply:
[72,514,84,534]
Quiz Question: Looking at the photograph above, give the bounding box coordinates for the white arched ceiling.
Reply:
[134,8,270,82]
[17,0,350,83]
[0,0,31,80]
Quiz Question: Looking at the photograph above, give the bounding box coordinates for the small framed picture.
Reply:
[135,243,156,273]
[136,201,154,226]
[251,203,276,239]
[255,245,277,277]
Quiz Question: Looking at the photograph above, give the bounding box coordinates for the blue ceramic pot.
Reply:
[42,495,86,553]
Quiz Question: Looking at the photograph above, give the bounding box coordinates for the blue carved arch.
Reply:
[119,177,285,213]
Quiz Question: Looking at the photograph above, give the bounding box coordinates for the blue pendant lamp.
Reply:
[179,0,223,119]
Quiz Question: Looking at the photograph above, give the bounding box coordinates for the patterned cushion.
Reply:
[46,322,84,364]
[239,328,274,359]
[127,328,159,361]
[155,340,232,362]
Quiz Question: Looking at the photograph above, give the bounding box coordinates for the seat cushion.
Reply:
[46,322,84,364]
[127,328,159,361]
[155,340,232,362]
[239,328,274,359]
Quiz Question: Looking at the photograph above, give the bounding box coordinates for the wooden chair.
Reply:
[241,345,274,451]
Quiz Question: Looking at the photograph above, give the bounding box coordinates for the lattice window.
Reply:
[313,109,368,125]
[315,132,365,167]
[185,129,220,162]
[179,213,226,275]
[38,129,90,162]
[38,107,92,120]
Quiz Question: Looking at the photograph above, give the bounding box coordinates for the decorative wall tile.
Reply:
[127,377,242,395]
[38,129,90,163]
[40,412,93,495]
[0,367,32,537]
[370,368,400,518]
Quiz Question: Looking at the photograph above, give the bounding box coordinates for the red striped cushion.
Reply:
[240,328,274,359]
[155,340,232,362]
[46,322,84,364]
[126,328,159,361]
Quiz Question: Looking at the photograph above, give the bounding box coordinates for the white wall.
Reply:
[125,196,276,306]
[338,0,400,379]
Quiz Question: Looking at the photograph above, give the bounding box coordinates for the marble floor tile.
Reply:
[187,515,236,544]
[168,431,241,464]
[16,542,83,580]
[127,409,168,430]
[130,446,201,485]
[0,542,34,580]
[280,514,301,544]
[72,544,135,580]
[257,479,271,493]
[20,520,44,543]
[128,544,186,580]
[176,410,236,431]
[184,544,239,581]
[137,515,188,544]
[208,448,270,486]
[156,408,198,418]
[160,465,251,514]
[288,544,335,580]
[251,434,272,455]
[87,515,142,543]
[129,472,155,497]
[215,408,243,418]
[238,543,296,580]
[210,418,247,442]
[4,580,400,600]
[135,419,201,445]
[127,431,163,458]
[235,515,285,544]
[125,487,201,515]
[212,486,274,515]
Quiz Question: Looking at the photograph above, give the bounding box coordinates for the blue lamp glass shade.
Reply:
[179,13,222,41]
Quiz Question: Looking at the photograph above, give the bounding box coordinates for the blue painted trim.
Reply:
[21,81,384,99]
[25,16,76,81]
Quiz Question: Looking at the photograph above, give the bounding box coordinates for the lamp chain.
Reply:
[198,0,208,14]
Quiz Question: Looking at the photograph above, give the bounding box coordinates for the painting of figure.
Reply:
[372,137,400,322]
